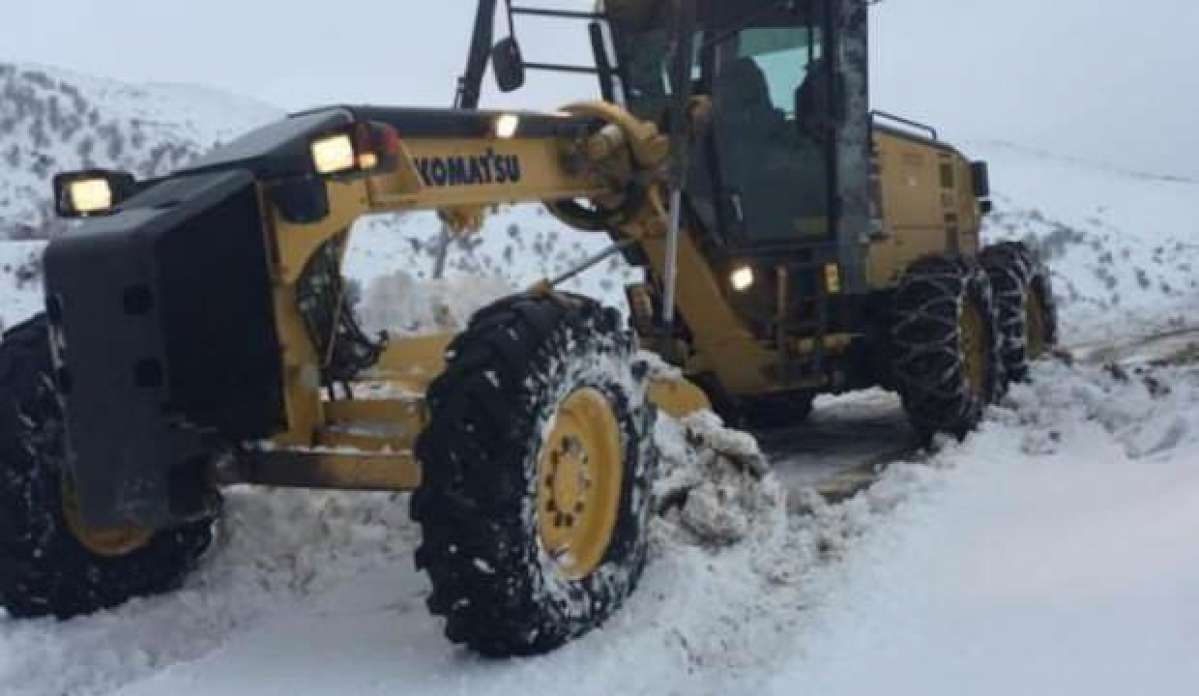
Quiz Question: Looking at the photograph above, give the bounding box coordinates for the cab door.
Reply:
[704,9,835,248]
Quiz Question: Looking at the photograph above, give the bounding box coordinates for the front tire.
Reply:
[890,257,1002,442]
[412,294,657,656]
[0,315,215,620]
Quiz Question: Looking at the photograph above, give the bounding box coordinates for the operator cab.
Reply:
[609,1,839,247]
[471,0,872,292]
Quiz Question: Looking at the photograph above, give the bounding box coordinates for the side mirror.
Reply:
[492,38,526,93]
[971,161,991,197]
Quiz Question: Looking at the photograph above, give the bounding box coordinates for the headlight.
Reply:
[53,169,137,218]
[730,265,755,292]
[310,122,402,176]
[311,134,357,175]
[494,113,520,139]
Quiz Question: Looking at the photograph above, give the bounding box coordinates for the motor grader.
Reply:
[0,0,1056,656]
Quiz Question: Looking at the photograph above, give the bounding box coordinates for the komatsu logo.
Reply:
[414,149,523,188]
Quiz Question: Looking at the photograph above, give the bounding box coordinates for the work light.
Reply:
[310,121,402,176]
[730,266,755,292]
[53,169,137,218]
[494,113,521,139]
[311,134,358,175]
[68,179,113,215]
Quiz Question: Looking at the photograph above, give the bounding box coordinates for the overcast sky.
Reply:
[2,1,1196,178]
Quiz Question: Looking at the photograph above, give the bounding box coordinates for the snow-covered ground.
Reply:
[0,64,1197,696]
[2,357,1193,696]
[771,361,1199,695]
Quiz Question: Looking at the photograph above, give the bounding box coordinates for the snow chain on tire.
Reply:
[981,241,1059,383]
[0,315,215,620]
[890,256,1003,441]
[412,293,658,657]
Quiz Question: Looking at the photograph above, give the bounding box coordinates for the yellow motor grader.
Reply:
[0,0,1055,656]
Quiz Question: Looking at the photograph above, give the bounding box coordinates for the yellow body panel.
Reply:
[866,130,982,288]
[252,100,985,490]
[371,136,609,210]
[371,333,453,392]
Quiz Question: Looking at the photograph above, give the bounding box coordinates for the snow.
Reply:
[769,362,1199,695]
[356,268,514,336]
[976,140,1199,345]
[2,354,1190,695]
[342,208,637,315]
[0,240,46,331]
[0,62,280,236]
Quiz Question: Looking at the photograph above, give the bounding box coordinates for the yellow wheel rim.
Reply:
[959,298,988,399]
[61,477,153,558]
[536,388,623,580]
[1026,289,1048,359]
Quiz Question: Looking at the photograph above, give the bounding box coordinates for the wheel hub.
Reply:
[959,298,988,399]
[61,477,153,558]
[537,388,622,580]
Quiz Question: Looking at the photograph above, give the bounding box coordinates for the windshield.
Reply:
[608,1,820,120]
[738,26,822,116]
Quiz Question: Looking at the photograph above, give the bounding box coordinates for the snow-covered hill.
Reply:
[0,62,279,238]
[2,64,1195,343]
[342,138,1199,344]
[975,140,1199,344]
[0,62,630,311]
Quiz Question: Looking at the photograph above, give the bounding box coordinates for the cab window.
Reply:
[710,21,832,243]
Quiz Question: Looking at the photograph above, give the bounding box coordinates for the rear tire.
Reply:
[981,242,1059,383]
[0,315,215,620]
[412,294,657,657]
[890,257,1002,442]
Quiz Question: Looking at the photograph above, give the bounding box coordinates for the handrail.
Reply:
[510,6,605,21]
[870,110,938,141]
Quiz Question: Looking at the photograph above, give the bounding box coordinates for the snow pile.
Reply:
[357,270,514,336]
[1011,361,1199,461]
[654,412,781,547]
